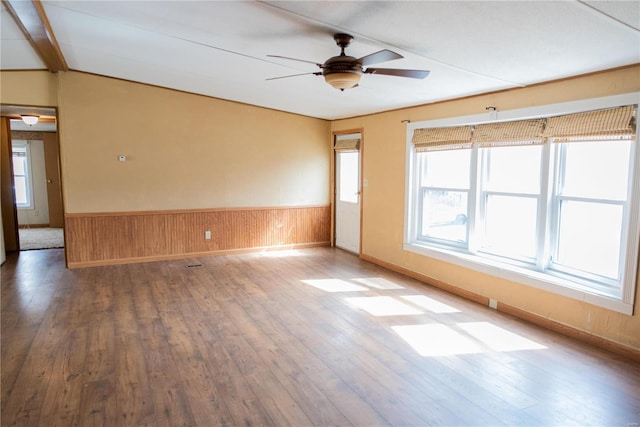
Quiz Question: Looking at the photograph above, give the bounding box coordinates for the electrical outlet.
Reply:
[205,230,211,240]
[489,298,498,309]
[34,210,39,216]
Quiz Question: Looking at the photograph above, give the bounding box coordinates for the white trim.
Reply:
[623,101,640,307]
[405,93,640,315]
[405,124,417,245]
[403,241,633,315]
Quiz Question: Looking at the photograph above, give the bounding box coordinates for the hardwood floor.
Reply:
[2,247,639,426]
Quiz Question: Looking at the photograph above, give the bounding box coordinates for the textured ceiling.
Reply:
[1,1,639,120]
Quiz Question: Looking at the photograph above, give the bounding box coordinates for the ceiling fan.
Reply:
[267,33,430,91]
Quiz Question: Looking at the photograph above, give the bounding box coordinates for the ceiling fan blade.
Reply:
[364,68,430,79]
[267,55,322,67]
[358,49,403,66]
[266,72,321,81]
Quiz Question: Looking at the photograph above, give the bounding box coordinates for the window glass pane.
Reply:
[421,190,468,242]
[483,145,542,193]
[561,140,631,200]
[14,177,28,205]
[482,195,538,259]
[421,149,471,189]
[556,200,623,279]
[12,156,26,176]
[338,151,359,203]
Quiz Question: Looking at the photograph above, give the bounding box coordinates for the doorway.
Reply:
[12,137,64,250]
[1,107,63,254]
[334,133,361,254]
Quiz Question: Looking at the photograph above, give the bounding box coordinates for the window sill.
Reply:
[403,241,633,315]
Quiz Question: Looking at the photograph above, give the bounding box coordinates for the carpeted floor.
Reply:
[19,228,64,250]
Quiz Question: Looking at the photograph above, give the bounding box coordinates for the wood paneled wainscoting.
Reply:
[65,205,331,268]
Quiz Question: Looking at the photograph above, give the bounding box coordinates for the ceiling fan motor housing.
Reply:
[322,55,363,90]
[322,55,363,76]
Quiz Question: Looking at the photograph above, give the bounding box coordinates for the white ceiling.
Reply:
[1,1,639,120]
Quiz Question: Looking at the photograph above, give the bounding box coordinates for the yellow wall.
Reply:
[331,65,640,350]
[56,72,330,213]
[0,70,58,107]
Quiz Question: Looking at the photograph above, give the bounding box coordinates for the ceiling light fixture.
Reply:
[324,72,362,91]
[21,115,39,126]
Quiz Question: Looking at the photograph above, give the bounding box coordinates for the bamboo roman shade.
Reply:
[544,105,636,142]
[412,125,472,151]
[472,119,545,147]
[334,138,360,152]
[411,105,636,151]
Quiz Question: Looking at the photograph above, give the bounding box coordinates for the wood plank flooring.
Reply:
[2,247,639,426]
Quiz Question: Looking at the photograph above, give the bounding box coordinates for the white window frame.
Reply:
[477,145,544,263]
[416,150,472,248]
[12,140,34,210]
[404,93,640,315]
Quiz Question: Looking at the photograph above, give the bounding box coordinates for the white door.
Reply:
[335,149,361,253]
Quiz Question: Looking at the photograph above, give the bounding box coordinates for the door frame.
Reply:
[0,117,19,252]
[0,106,66,265]
[331,128,364,255]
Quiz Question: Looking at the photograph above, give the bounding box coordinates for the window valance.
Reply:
[412,126,472,152]
[544,105,636,142]
[472,119,545,147]
[334,138,360,151]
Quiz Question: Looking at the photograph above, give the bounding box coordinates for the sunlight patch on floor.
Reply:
[457,322,547,351]
[258,249,307,257]
[393,322,547,356]
[300,275,545,356]
[346,296,424,316]
[352,277,405,290]
[393,324,482,356]
[400,295,461,313]
[301,279,368,292]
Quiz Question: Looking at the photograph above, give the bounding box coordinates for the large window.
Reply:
[405,95,640,314]
[12,141,33,209]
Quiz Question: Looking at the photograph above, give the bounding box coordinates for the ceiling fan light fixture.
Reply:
[324,72,361,91]
[21,115,39,126]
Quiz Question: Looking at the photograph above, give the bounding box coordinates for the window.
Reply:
[551,140,632,283]
[12,141,33,209]
[418,149,470,244]
[479,144,542,261]
[338,151,359,203]
[405,94,640,314]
